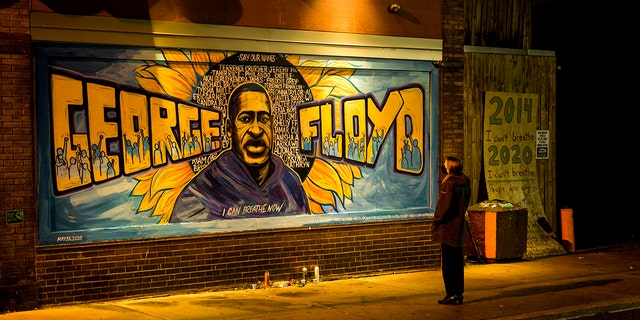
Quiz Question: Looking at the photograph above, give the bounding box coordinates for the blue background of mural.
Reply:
[34,44,439,245]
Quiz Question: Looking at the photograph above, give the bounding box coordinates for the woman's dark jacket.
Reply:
[431,173,471,248]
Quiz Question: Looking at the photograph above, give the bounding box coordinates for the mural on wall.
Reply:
[36,45,438,245]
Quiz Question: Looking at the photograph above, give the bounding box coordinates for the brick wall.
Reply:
[36,221,439,306]
[0,0,38,313]
[0,0,467,311]
[440,0,465,160]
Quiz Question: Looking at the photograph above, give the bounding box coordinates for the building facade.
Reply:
[2,0,556,312]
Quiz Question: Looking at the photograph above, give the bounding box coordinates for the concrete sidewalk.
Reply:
[1,241,639,320]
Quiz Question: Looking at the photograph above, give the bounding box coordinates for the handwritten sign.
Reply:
[483,91,538,209]
[483,92,564,258]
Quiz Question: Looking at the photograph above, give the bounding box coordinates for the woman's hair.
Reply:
[446,156,463,174]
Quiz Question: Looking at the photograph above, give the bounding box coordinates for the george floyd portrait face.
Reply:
[228,90,273,167]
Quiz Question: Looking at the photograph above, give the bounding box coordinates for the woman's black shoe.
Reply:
[438,294,463,305]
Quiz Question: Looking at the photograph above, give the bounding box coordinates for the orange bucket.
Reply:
[560,207,575,252]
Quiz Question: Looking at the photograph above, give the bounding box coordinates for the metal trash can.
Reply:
[465,200,528,261]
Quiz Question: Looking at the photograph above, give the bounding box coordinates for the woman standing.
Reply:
[432,156,471,305]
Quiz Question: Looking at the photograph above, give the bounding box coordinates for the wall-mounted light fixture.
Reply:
[387,3,400,13]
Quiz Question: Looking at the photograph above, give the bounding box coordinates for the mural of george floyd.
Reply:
[533,1,636,249]
[34,45,439,246]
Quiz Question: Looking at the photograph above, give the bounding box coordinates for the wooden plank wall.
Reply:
[464,52,557,229]
[465,0,532,49]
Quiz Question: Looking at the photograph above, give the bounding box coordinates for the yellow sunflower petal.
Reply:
[341,181,353,200]
[131,178,152,196]
[208,51,226,64]
[308,200,324,214]
[319,161,359,202]
[323,67,355,78]
[317,76,359,97]
[170,64,198,91]
[190,50,213,77]
[306,158,343,193]
[299,60,327,68]
[303,179,337,207]
[310,86,333,100]
[131,168,159,196]
[138,188,163,212]
[134,67,168,95]
[331,162,355,185]
[298,66,323,87]
[134,66,155,78]
[163,50,198,86]
[285,55,300,66]
[145,65,193,100]
[351,166,363,179]
[163,49,190,62]
[134,168,158,180]
[149,162,194,194]
[151,188,182,223]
